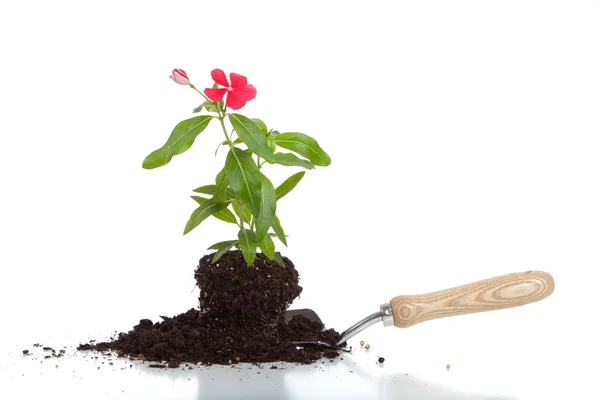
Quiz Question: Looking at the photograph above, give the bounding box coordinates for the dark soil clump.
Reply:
[78,251,340,365]
[196,251,302,331]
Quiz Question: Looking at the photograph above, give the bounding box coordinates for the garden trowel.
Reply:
[285,270,554,350]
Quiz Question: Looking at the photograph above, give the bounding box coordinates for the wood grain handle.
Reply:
[390,270,554,328]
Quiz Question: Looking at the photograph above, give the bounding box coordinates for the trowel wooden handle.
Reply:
[389,270,554,328]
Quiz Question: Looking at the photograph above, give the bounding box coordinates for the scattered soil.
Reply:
[78,251,341,365]
[378,357,385,363]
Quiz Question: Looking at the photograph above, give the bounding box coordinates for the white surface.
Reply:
[1,1,599,399]
[0,335,521,400]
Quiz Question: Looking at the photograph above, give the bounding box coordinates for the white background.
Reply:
[1,1,599,399]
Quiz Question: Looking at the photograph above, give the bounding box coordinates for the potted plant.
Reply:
[77,68,337,365]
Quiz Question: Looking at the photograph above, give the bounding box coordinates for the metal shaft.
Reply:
[336,303,394,346]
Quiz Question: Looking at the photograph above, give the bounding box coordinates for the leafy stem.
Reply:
[215,102,249,231]
[145,68,332,266]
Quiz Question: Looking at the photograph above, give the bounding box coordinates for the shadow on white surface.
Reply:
[192,359,517,400]
[0,342,517,400]
[380,373,516,400]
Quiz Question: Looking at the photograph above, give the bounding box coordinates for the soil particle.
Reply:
[22,350,29,355]
[378,357,385,363]
[77,251,341,365]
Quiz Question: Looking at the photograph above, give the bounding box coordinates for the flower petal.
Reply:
[232,84,257,101]
[229,73,248,88]
[204,88,228,102]
[211,69,229,87]
[225,91,247,110]
[174,69,188,80]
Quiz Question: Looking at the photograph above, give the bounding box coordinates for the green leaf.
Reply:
[192,104,203,113]
[232,201,252,224]
[269,130,280,137]
[259,235,275,260]
[225,147,262,217]
[228,114,274,162]
[184,198,225,235]
[193,185,217,195]
[251,118,268,136]
[207,240,238,251]
[271,215,287,246]
[238,229,257,265]
[211,241,238,263]
[203,100,218,112]
[273,152,315,170]
[275,171,306,200]
[255,174,277,243]
[267,137,277,153]
[273,252,286,268]
[207,240,238,250]
[273,132,331,167]
[143,115,213,169]
[214,167,228,206]
[193,185,236,199]
[191,196,237,224]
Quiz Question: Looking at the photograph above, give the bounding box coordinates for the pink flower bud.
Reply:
[170,69,190,85]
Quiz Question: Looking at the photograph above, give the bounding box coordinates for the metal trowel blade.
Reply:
[285,309,348,351]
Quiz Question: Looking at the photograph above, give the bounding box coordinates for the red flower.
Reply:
[204,69,257,110]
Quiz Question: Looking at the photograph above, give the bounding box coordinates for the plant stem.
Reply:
[215,102,247,230]
[237,201,245,230]
[189,84,210,101]
[217,113,231,142]
[251,154,261,230]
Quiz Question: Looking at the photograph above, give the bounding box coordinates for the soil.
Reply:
[78,251,341,365]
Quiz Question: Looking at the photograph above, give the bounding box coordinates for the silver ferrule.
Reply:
[380,302,394,326]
